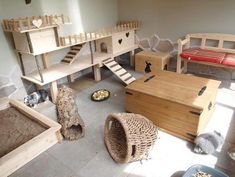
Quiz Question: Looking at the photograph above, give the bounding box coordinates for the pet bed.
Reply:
[0,98,62,177]
[104,113,158,163]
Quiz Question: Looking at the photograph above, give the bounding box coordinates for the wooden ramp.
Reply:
[102,58,136,85]
[61,43,85,64]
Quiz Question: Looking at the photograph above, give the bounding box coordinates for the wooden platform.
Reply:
[22,52,112,86]
[0,99,62,177]
[125,71,221,142]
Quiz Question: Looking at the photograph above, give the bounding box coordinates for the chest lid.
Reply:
[126,71,221,110]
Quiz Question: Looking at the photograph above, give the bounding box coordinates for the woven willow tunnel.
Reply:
[104,113,158,163]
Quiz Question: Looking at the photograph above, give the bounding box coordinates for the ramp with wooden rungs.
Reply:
[61,43,85,64]
[102,58,136,85]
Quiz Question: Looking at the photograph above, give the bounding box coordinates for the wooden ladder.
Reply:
[61,43,85,64]
[102,58,136,85]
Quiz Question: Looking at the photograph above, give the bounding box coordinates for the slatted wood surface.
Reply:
[102,58,136,85]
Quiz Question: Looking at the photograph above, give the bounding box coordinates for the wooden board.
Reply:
[0,99,62,177]
[125,71,221,141]
[22,52,112,86]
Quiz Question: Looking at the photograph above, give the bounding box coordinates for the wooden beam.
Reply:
[42,53,49,69]
[50,81,58,103]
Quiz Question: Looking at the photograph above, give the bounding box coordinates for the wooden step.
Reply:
[72,45,83,50]
[125,77,136,85]
[61,43,85,64]
[120,73,132,80]
[65,54,75,58]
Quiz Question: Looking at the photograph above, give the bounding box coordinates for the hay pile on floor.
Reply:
[57,86,85,140]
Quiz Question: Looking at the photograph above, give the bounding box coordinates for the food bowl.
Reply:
[183,164,229,177]
[91,89,110,102]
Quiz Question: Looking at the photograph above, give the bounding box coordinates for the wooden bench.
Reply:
[177,33,235,75]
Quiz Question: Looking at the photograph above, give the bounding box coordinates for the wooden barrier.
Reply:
[58,20,140,47]
[2,14,70,32]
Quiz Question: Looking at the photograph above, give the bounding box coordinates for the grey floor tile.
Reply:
[47,137,99,173]
[10,152,78,177]
[79,149,137,177]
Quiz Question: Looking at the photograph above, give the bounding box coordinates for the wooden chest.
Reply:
[135,51,171,73]
[125,71,221,141]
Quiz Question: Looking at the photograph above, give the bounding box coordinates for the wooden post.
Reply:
[50,81,58,104]
[42,53,49,69]
[49,15,53,25]
[67,74,75,83]
[45,15,49,25]
[27,17,31,29]
[79,33,83,42]
[13,20,17,31]
[61,14,64,24]
[93,65,101,81]
[130,50,135,67]
[69,35,72,45]
[18,18,23,31]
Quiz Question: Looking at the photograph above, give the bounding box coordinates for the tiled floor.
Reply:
[10,66,235,177]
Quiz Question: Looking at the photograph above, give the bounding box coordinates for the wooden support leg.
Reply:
[67,74,75,83]
[42,53,49,69]
[56,131,63,143]
[232,70,235,80]
[183,60,188,73]
[35,84,44,90]
[93,65,101,81]
[130,50,135,67]
[176,56,182,73]
[50,81,58,104]
[18,52,25,75]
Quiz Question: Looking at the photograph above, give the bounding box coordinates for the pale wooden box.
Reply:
[125,71,221,142]
[135,51,171,73]
[96,30,135,55]
[12,27,59,55]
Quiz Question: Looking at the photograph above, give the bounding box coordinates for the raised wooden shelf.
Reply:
[22,52,112,85]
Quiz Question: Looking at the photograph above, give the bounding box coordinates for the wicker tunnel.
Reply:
[104,113,158,163]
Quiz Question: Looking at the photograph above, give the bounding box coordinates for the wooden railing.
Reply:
[3,14,70,32]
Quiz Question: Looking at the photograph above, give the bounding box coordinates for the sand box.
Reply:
[0,107,47,157]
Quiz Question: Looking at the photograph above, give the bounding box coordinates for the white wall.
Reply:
[0,0,118,75]
[118,0,235,41]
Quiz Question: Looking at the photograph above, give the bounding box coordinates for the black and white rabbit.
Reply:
[24,89,49,107]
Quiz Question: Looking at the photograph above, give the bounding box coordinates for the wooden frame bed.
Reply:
[0,98,62,177]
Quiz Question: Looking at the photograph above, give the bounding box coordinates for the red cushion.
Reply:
[180,48,226,64]
[222,53,235,67]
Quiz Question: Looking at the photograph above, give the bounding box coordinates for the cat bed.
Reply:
[57,86,85,140]
[104,113,158,163]
[0,98,62,177]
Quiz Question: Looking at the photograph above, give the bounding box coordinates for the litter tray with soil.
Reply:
[0,99,62,177]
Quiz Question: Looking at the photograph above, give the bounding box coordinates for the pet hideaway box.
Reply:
[125,70,221,142]
[135,51,171,73]
[104,113,158,163]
